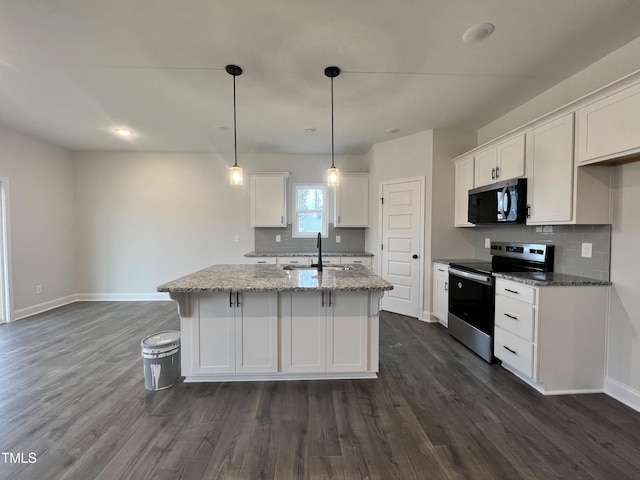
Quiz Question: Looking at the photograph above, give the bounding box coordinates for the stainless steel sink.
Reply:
[281,264,353,271]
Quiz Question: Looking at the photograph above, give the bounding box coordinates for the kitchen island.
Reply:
[157,264,393,382]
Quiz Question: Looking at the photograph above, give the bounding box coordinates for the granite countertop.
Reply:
[493,271,611,287]
[157,264,393,293]
[245,251,374,257]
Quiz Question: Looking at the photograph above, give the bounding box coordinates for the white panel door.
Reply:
[380,180,422,318]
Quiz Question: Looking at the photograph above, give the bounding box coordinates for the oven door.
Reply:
[448,268,495,335]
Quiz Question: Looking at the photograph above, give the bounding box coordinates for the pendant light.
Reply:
[226,64,243,186]
[325,66,340,187]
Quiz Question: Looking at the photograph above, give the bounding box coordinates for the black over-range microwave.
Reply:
[468,177,527,224]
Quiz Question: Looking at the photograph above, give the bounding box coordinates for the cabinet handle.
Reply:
[505,289,520,295]
[445,281,448,292]
[503,345,517,355]
[236,292,241,307]
[338,215,341,224]
[491,168,496,180]
[329,291,333,307]
[281,216,284,224]
[321,291,325,307]
[504,313,518,320]
[437,268,445,272]
[495,166,500,179]
[526,204,531,218]
[257,261,267,264]
[229,291,234,308]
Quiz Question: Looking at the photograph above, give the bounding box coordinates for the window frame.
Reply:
[292,183,328,238]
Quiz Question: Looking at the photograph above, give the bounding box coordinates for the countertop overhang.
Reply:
[244,251,373,257]
[157,264,393,293]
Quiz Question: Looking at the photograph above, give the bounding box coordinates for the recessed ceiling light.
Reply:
[115,128,133,137]
[304,127,317,133]
[385,128,400,134]
[462,23,495,44]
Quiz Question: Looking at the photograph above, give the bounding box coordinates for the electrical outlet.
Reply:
[234,234,240,243]
[336,235,341,243]
[581,243,593,258]
[276,235,281,243]
[484,238,491,248]
[36,284,43,294]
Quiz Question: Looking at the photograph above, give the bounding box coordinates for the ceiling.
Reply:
[1,1,640,156]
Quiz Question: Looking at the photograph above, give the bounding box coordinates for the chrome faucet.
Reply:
[311,232,323,272]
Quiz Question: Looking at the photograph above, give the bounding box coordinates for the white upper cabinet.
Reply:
[474,134,525,188]
[334,174,369,227]
[453,155,475,227]
[250,173,289,227]
[576,80,640,165]
[525,113,611,225]
[525,114,575,224]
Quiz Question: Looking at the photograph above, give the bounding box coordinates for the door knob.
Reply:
[412,254,418,259]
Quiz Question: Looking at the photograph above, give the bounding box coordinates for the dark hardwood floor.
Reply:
[1,302,639,479]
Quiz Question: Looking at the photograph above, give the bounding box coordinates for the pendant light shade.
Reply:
[226,64,243,186]
[325,66,340,188]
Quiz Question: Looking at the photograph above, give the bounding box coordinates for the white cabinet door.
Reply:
[474,147,497,188]
[196,293,236,374]
[235,292,278,374]
[432,262,449,326]
[576,80,640,164]
[454,155,475,227]
[192,292,277,375]
[335,174,369,227]
[474,135,525,188]
[280,292,326,373]
[497,134,526,180]
[326,291,368,372]
[250,174,288,227]
[525,114,574,224]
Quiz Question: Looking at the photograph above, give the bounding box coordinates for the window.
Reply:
[293,184,328,237]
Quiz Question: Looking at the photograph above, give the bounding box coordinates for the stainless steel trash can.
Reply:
[141,330,181,391]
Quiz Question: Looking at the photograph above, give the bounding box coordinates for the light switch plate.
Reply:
[581,243,592,258]
[484,238,491,248]
[336,235,341,243]
[276,235,281,243]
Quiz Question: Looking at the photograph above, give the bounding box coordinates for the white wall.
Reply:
[609,163,640,397]
[73,151,367,297]
[366,129,475,319]
[0,126,76,318]
[478,36,640,143]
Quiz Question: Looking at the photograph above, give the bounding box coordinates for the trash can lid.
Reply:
[141,330,181,348]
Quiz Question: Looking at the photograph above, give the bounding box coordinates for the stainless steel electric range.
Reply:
[447,242,554,362]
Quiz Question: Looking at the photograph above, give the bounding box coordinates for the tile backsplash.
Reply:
[473,224,611,280]
[254,223,366,253]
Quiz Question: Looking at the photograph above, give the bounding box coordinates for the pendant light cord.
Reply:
[233,74,238,168]
[330,75,335,169]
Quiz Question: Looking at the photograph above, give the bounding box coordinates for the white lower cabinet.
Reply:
[493,278,609,394]
[280,291,369,373]
[432,262,449,326]
[182,291,278,377]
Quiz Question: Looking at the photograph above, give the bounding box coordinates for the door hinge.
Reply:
[381,243,384,250]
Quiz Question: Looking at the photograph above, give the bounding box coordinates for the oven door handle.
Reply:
[449,268,493,285]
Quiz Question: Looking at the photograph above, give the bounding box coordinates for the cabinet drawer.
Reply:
[245,257,277,265]
[277,257,311,265]
[495,279,535,304]
[494,327,534,378]
[341,257,372,267]
[495,295,535,341]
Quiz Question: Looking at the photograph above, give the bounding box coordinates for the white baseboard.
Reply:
[604,376,640,413]
[14,294,78,321]
[12,292,172,321]
[420,311,439,323]
[76,292,171,301]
